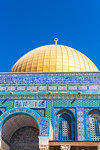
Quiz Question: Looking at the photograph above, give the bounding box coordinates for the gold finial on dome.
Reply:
[54,38,58,45]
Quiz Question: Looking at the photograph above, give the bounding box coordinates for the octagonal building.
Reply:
[0,42,100,150]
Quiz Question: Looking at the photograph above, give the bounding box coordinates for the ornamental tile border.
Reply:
[0,85,100,92]
[0,108,50,136]
[0,73,100,85]
[77,107,85,141]
[0,94,100,100]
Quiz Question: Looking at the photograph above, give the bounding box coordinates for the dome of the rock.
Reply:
[11,44,99,72]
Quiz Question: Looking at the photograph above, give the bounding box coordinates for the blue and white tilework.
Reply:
[0,108,49,136]
[77,107,85,141]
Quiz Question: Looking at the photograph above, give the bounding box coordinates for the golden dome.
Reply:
[11,45,99,72]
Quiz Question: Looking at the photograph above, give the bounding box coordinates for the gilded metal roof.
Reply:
[11,45,99,72]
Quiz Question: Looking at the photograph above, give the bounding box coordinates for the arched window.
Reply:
[89,113,100,141]
[58,113,72,141]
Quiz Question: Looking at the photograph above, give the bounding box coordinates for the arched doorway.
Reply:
[1,114,39,150]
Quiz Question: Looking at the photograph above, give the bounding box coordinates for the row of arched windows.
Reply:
[55,109,100,141]
[0,109,100,141]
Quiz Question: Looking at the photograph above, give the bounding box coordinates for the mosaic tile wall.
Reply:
[46,100,100,121]
[0,101,13,110]
[0,73,100,141]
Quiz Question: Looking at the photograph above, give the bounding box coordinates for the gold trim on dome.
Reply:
[11,45,99,72]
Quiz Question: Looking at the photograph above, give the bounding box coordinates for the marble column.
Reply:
[39,136,49,150]
[0,139,10,150]
[60,145,70,150]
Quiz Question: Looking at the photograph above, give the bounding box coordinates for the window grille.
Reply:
[58,113,72,141]
[90,114,100,141]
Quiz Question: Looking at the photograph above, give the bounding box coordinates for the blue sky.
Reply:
[0,0,100,72]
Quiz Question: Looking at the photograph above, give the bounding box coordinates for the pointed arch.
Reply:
[54,108,75,141]
[86,109,100,141]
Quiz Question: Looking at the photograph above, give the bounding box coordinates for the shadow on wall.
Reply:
[71,146,97,150]
[10,126,39,150]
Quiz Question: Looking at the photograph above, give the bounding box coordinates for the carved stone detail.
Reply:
[39,145,49,150]
[60,145,70,150]
[97,145,100,150]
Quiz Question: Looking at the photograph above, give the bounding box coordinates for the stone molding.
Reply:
[0,94,100,100]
